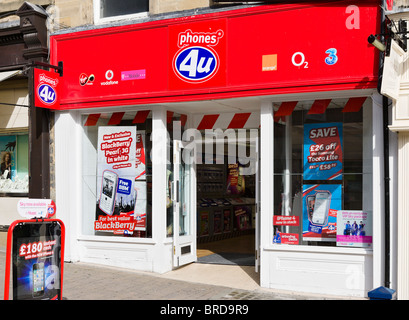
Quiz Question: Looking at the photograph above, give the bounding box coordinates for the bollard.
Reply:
[368,286,396,300]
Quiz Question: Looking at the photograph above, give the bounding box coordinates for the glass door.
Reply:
[254,142,260,272]
[172,140,197,267]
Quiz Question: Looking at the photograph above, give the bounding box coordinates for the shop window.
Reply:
[81,111,152,238]
[272,98,373,248]
[95,0,149,22]
[0,134,29,195]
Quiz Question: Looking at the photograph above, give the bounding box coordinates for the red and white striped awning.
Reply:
[84,110,188,127]
[83,97,368,128]
[273,97,368,122]
[84,110,151,126]
[192,112,260,130]
[275,97,367,117]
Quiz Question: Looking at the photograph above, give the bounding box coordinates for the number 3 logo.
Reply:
[325,48,338,65]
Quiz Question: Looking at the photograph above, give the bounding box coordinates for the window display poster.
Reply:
[273,227,299,245]
[214,210,222,234]
[336,211,372,247]
[135,131,146,180]
[302,184,341,241]
[273,215,300,226]
[234,205,251,230]
[133,180,147,230]
[0,135,16,181]
[226,163,245,195]
[199,211,209,236]
[96,126,137,233]
[303,123,343,181]
[223,209,231,232]
[12,221,63,300]
[273,216,300,245]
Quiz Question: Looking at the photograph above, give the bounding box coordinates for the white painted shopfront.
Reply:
[50,2,393,298]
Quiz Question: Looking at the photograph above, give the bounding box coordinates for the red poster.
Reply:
[273,216,299,226]
[94,215,136,234]
[134,212,147,230]
[281,233,299,245]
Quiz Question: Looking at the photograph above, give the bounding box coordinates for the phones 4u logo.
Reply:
[37,73,58,105]
[173,29,224,83]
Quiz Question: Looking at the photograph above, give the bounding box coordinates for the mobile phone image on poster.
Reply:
[99,170,118,215]
[96,126,137,220]
[302,184,341,241]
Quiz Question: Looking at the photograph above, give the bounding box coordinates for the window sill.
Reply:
[78,234,156,245]
[264,244,373,255]
[0,192,28,197]
[95,12,149,25]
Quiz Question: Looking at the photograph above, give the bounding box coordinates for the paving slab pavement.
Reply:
[0,248,363,301]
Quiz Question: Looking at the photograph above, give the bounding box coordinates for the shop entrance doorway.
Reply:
[171,125,260,275]
[195,130,259,270]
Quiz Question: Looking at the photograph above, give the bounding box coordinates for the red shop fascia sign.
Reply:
[49,0,381,111]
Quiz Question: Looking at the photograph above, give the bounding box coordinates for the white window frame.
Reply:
[93,0,149,25]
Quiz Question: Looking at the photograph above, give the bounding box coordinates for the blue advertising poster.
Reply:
[302,184,341,241]
[0,135,16,180]
[303,123,343,181]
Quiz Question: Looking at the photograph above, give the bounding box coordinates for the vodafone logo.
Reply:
[105,70,114,80]
[101,69,118,86]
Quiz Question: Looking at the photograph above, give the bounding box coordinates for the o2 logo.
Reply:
[174,46,218,83]
[292,52,309,69]
[37,84,57,105]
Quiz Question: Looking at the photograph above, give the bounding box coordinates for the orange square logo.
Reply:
[262,54,277,71]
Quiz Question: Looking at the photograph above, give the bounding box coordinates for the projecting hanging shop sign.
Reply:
[34,68,60,109]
